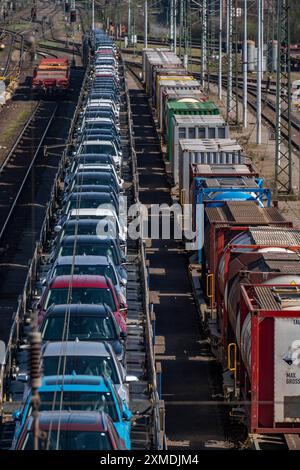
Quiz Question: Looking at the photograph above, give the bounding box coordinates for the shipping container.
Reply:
[239,283,300,434]
[203,200,290,281]
[217,233,300,433]
[152,67,187,105]
[142,49,182,95]
[164,101,220,150]
[172,116,229,183]
[178,139,245,205]
[160,86,204,132]
[155,76,196,116]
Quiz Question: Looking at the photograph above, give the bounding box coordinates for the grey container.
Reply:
[143,48,182,97]
[178,139,246,204]
[172,115,230,184]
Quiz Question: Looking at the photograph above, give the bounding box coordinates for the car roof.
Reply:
[25,411,110,432]
[40,374,112,392]
[81,140,114,146]
[68,192,116,200]
[44,303,112,317]
[43,340,113,357]
[74,172,117,179]
[60,235,118,244]
[63,219,114,228]
[49,274,109,288]
[69,208,118,217]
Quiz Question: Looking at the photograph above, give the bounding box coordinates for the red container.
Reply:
[239,283,300,433]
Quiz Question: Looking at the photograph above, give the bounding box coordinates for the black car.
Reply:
[40,304,126,361]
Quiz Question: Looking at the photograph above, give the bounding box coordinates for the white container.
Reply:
[178,139,245,204]
[172,115,229,184]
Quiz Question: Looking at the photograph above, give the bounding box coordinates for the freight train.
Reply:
[5,30,138,451]
[143,47,300,437]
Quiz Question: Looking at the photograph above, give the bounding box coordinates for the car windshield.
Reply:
[42,314,117,341]
[22,430,113,450]
[39,391,119,421]
[81,145,114,155]
[43,355,119,383]
[53,265,117,284]
[75,175,116,186]
[44,287,116,311]
[84,111,115,120]
[64,223,99,236]
[60,245,117,264]
[85,125,116,132]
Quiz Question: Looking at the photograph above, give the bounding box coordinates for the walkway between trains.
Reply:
[127,74,227,449]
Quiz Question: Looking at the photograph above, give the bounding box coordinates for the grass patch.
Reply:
[0,106,34,144]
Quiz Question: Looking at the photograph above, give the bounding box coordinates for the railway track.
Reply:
[0,57,162,450]
[0,68,85,376]
[0,101,57,242]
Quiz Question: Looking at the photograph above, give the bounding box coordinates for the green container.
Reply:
[165,101,220,162]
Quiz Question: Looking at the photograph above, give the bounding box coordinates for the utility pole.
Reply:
[201,0,207,89]
[144,0,148,49]
[243,0,248,127]
[218,0,222,100]
[275,0,292,195]
[92,0,94,30]
[183,0,188,68]
[226,0,233,121]
[128,0,131,44]
[174,0,177,53]
[170,0,174,51]
[226,0,239,125]
[257,0,262,143]
[179,0,183,58]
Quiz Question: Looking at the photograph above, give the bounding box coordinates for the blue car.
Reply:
[12,375,132,450]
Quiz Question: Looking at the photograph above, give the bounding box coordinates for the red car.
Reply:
[14,411,126,450]
[37,275,127,333]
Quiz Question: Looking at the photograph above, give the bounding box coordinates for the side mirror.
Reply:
[125,375,139,383]
[120,278,127,287]
[12,410,22,421]
[16,373,28,383]
[41,278,47,286]
[54,225,62,233]
[120,331,127,340]
[123,408,133,421]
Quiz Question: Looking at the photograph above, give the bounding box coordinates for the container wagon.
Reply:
[32,58,70,94]
[142,45,300,440]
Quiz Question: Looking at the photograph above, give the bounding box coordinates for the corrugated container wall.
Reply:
[164,101,220,151]
[171,115,229,183]
[178,139,245,204]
